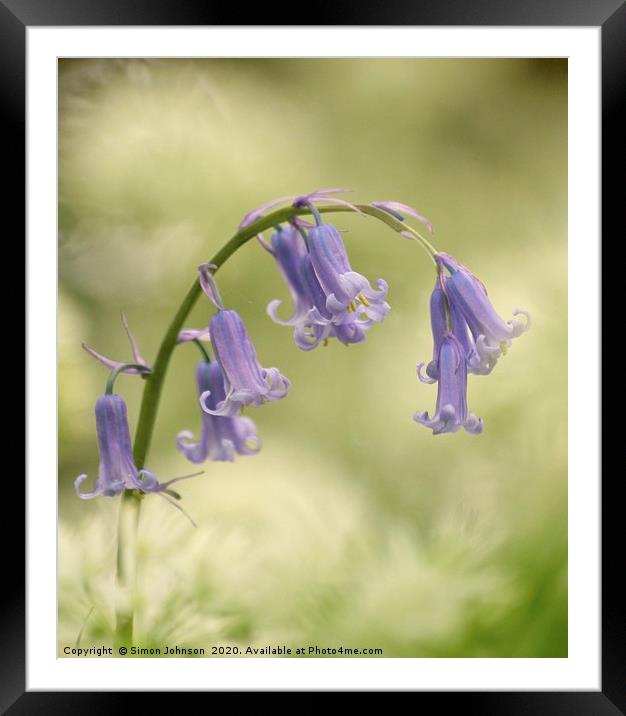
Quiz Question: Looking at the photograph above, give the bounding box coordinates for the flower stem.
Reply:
[114,490,141,648]
[114,201,438,645]
[193,338,212,363]
[132,204,435,467]
[105,363,151,395]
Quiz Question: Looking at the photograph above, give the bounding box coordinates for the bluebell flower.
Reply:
[177,361,261,463]
[75,395,199,507]
[201,309,289,417]
[265,224,313,330]
[414,334,483,435]
[263,224,372,350]
[437,253,530,375]
[299,253,368,348]
[307,222,389,327]
[417,281,474,383]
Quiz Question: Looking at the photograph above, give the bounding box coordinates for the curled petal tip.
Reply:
[176,429,195,444]
[267,299,308,327]
[465,414,484,435]
[512,308,531,334]
[74,474,101,500]
[199,389,213,414]
[417,362,437,384]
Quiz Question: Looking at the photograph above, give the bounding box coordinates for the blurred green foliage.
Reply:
[58,58,567,657]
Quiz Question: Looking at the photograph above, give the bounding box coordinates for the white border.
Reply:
[27,27,600,691]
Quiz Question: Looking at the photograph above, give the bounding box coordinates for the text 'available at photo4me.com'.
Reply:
[62,644,385,657]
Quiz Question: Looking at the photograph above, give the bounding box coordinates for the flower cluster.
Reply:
[414,252,530,435]
[254,191,390,350]
[175,263,288,466]
[76,277,289,519]
[75,189,531,521]
[176,360,262,463]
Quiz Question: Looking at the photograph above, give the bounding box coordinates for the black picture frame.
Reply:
[7,0,618,711]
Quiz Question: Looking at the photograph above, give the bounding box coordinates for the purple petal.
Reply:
[416,363,436,384]
[239,195,292,228]
[372,201,434,234]
[82,314,151,375]
[308,195,364,217]
[177,327,211,344]
[304,187,353,196]
[266,226,312,327]
[414,335,482,436]
[121,312,147,367]
[74,474,104,500]
[198,263,224,310]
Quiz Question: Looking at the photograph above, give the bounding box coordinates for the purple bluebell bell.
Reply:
[414,334,483,435]
[177,361,261,463]
[201,309,289,417]
[299,253,369,348]
[417,280,474,384]
[264,225,369,350]
[307,222,390,327]
[266,224,312,330]
[437,253,530,375]
[75,394,199,502]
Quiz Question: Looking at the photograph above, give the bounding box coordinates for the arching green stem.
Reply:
[114,201,438,646]
[132,202,436,469]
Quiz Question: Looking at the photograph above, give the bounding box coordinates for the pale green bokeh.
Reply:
[58,59,567,657]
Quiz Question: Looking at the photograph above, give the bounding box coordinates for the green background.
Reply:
[58,58,567,657]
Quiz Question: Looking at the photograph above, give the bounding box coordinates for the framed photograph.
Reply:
[7,0,617,709]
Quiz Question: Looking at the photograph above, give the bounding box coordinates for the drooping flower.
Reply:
[75,394,199,508]
[414,334,483,435]
[177,360,261,463]
[263,225,369,350]
[417,280,473,384]
[437,253,530,375]
[266,224,312,329]
[82,313,151,375]
[201,309,289,417]
[299,253,369,348]
[306,221,390,327]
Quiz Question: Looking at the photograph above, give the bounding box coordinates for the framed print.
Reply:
[5,0,619,710]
